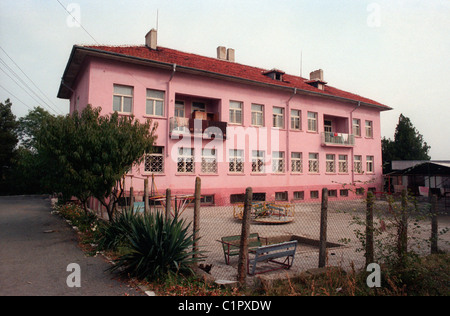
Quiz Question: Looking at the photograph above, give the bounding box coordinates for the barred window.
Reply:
[307,112,318,132]
[146,89,165,116]
[326,154,336,173]
[308,153,319,173]
[251,104,264,126]
[339,155,348,173]
[229,149,244,173]
[145,146,164,173]
[113,85,133,113]
[252,150,265,173]
[354,155,362,174]
[272,151,285,173]
[177,148,195,173]
[273,107,284,128]
[293,191,304,200]
[291,152,303,173]
[201,149,217,174]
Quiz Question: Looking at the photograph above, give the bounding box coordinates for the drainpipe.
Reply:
[286,88,297,172]
[350,101,361,185]
[166,64,177,158]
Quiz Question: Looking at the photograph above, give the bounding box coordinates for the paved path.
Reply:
[0,196,144,296]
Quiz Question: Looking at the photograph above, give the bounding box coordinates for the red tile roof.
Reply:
[65,45,390,110]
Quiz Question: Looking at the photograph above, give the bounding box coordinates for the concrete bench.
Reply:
[248,240,298,275]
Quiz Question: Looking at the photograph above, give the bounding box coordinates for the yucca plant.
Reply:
[109,211,201,281]
[96,207,136,251]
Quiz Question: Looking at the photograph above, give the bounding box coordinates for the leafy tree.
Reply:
[0,99,18,194]
[382,114,431,173]
[37,105,157,220]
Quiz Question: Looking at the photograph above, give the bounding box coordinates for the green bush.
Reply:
[96,207,136,251]
[108,211,200,281]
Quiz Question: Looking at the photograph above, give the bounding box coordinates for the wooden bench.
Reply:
[248,240,298,275]
[218,233,267,265]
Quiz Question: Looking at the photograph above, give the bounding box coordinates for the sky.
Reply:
[0,0,449,159]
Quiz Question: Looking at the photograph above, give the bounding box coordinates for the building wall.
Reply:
[71,57,383,204]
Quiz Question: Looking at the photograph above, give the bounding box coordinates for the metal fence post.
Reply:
[238,187,253,285]
[319,188,328,268]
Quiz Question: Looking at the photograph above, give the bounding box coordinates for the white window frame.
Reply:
[291,152,303,173]
[353,118,361,137]
[307,112,318,132]
[273,107,284,128]
[113,84,133,114]
[365,120,373,138]
[366,156,374,174]
[252,150,265,173]
[229,101,243,125]
[354,155,363,174]
[229,149,244,173]
[308,153,319,173]
[177,148,195,174]
[272,151,285,173]
[326,154,336,173]
[146,89,165,116]
[251,104,264,127]
[291,109,301,130]
[201,149,217,174]
[339,155,348,173]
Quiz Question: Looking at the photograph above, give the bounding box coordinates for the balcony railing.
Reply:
[169,117,227,139]
[321,132,354,147]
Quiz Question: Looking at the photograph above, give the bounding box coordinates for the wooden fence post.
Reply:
[193,177,201,259]
[431,195,439,254]
[318,188,328,268]
[237,187,253,285]
[366,191,375,266]
[165,188,171,221]
[398,189,408,264]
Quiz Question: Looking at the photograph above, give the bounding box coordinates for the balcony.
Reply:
[321,132,354,147]
[170,117,227,139]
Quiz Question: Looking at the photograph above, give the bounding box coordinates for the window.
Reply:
[200,195,214,204]
[113,85,133,113]
[328,190,337,197]
[366,156,374,173]
[201,149,217,174]
[291,152,303,173]
[252,150,265,173]
[293,191,304,200]
[356,188,365,195]
[229,101,242,124]
[308,153,319,173]
[353,119,361,137]
[251,104,264,126]
[175,101,185,118]
[365,120,373,138]
[273,107,284,128]
[310,190,319,199]
[324,120,332,133]
[307,112,318,132]
[144,146,164,173]
[192,102,206,113]
[177,148,195,173]
[146,89,165,116]
[291,109,301,130]
[354,155,362,174]
[229,149,244,173]
[326,154,336,173]
[339,155,348,173]
[340,189,349,197]
[272,151,285,173]
[275,191,288,201]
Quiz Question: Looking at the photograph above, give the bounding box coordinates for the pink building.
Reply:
[58,30,391,205]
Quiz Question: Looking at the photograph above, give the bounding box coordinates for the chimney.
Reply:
[217,46,226,60]
[227,48,235,62]
[307,69,327,90]
[145,29,157,50]
[310,69,324,81]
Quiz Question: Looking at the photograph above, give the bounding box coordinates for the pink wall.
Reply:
[70,57,384,204]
